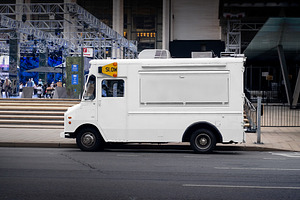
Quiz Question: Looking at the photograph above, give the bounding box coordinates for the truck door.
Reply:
[81,75,97,123]
[98,78,127,141]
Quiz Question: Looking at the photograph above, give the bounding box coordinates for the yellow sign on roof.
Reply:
[98,62,118,77]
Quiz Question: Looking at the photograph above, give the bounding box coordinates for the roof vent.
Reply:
[192,51,214,58]
[139,49,171,59]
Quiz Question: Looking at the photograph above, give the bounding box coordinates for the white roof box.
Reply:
[138,49,171,59]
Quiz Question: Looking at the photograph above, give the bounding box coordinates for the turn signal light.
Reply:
[68,121,71,124]
[68,116,72,119]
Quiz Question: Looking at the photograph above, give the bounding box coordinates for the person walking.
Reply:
[3,77,11,98]
[36,84,43,98]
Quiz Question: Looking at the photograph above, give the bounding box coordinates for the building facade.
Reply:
[0,0,300,105]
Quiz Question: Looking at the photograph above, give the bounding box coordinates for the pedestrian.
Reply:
[19,82,23,97]
[57,80,62,87]
[26,78,32,87]
[3,77,11,98]
[36,84,43,98]
[46,83,54,98]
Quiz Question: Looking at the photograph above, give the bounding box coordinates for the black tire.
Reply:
[190,129,216,153]
[76,127,103,151]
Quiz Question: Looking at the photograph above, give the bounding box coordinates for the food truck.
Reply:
[61,50,245,153]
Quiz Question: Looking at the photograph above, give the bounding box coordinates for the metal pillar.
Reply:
[292,69,300,108]
[256,97,262,144]
[113,0,123,59]
[162,0,170,50]
[8,32,20,96]
[277,45,293,106]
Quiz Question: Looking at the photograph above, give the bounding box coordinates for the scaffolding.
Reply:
[0,2,138,59]
[225,20,263,54]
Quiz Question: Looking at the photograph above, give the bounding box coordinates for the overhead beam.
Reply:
[0,14,75,50]
[0,2,137,58]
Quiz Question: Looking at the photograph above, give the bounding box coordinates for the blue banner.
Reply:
[72,74,78,85]
[72,64,78,72]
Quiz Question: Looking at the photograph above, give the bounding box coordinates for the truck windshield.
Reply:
[83,75,96,100]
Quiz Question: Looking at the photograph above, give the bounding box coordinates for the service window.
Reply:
[140,70,229,105]
[102,79,124,97]
[83,75,96,100]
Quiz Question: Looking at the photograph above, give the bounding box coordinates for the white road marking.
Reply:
[263,157,286,160]
[215,167,300,171]
[182,184,300,190]
[183,156,211,158]
[116,154,139,157]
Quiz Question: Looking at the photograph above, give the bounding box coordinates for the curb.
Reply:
[0,142,294,152]
[0,142,77,148]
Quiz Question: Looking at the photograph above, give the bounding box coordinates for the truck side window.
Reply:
[83,75,96,100]
[102,79,124,97]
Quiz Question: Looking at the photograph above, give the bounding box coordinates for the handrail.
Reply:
[244,96,256,111]
[244,96,257,132]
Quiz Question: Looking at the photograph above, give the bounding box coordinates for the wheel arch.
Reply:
[182,122,223,143]
[74,123,105,142]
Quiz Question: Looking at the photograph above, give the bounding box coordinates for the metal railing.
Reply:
[244,96,257,132]
[261,103,300,127]
[245,95,300,127]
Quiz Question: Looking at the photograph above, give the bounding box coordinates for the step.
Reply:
[0,106,68,112]
[0,119,63,126]
[0,98,80,102]
[0,124,63,129]
[0,98,80,104]
[0,115,64,120]
[0,103,76,107]
[0,99,76,129]
[244,123,250,127]
[0,110,65,116]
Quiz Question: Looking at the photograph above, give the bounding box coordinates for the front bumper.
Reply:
[60,132,76,138]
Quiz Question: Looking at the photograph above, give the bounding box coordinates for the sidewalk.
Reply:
[0,127,299,151]
[240,127,300,152]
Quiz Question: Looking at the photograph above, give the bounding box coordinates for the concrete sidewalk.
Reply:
[0,127,299,151]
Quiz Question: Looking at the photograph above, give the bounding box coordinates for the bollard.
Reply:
[256,96,263,144]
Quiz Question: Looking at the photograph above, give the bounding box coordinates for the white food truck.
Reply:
[61,50,245,153]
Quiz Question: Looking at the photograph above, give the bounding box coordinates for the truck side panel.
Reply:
[124,60,244,143]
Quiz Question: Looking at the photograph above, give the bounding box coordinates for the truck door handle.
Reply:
[98,100,101,106]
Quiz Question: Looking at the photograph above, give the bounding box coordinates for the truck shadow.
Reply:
[99,143,244,155]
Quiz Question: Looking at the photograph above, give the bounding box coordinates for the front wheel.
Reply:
[190,129,216,153]
[76,127,103,151]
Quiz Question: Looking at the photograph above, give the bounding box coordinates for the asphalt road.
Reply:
[0,147,300,200]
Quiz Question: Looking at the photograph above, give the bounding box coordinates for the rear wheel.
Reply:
[76,127,103,151]
[190,129,216,153]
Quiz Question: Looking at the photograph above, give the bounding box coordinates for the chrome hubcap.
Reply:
[199,137,208,146]
[195,133,211,150]
[81,132,95,148]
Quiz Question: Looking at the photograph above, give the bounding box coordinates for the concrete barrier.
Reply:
[21,87,34,98]
[52,87,67,99]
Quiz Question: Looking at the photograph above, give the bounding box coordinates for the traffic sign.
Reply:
[98,62,118,77]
